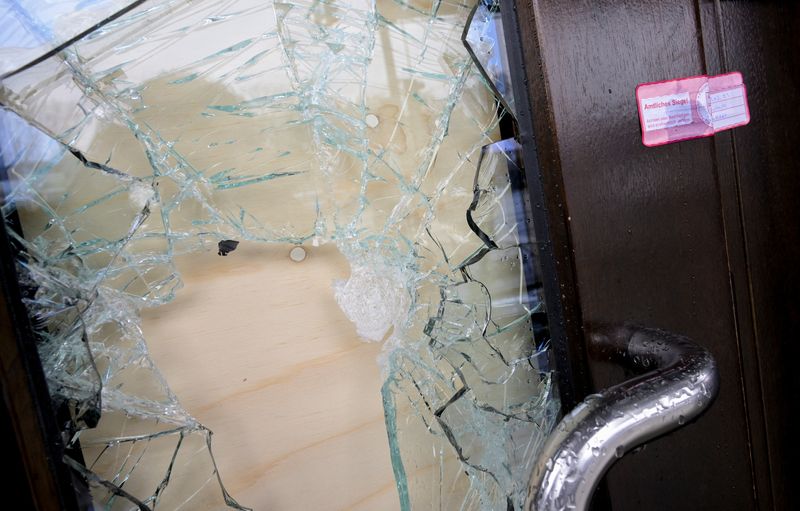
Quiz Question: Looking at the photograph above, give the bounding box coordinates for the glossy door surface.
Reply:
[506,1,799,509]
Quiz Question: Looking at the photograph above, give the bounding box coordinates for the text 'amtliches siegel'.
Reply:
[636,72,750,147]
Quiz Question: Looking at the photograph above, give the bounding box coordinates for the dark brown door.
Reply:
[506,1,799,509]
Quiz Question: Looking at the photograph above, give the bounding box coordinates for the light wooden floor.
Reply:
[142,243,400,510]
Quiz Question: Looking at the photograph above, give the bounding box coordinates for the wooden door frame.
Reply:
[0,211,81,511]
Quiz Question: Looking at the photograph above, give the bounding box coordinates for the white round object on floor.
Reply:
[289,246,307,262]
[365,113,379,128]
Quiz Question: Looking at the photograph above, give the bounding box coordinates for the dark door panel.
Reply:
[709,4,800,509]
[510,0,799,509]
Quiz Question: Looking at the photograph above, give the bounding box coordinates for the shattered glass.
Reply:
[0,0,559,509]
[463,0,517,118]
[0,0,148,75]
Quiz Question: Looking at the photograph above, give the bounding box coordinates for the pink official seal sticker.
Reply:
[636,71,750,147]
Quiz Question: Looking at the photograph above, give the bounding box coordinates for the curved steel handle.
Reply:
[527,326,720,511]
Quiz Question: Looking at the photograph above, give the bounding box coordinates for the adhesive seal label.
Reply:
[636,72,750,147]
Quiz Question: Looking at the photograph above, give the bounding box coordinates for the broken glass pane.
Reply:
[0,0,559,509]
[0,0,146,76]
[463,0,517,118]
[382,138,557,510]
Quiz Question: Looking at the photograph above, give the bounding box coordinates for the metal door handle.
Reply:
[527,326,719,510]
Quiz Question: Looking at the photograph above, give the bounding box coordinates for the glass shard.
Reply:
[0,0,147,76]
[463,0,518,117]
